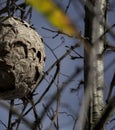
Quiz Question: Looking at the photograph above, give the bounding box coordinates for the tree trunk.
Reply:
[84,0,107,130]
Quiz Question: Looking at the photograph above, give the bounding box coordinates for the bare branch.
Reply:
[7,100,14,130]
[106,72,115,103]
[93,96,115,130]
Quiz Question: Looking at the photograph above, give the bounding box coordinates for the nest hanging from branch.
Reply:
[0,17,46,100]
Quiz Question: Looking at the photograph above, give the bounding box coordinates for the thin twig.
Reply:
[23,62,60,117]
[40,67,82,121]
[15,103,28,130]
[32,42,80,93]
[23,43,80,117]
[48,63,61,130]
[7,100,14,130]
[29,98,42,130]
[44,42,58,59]
[42,27,77,38]
[6,0,10,16]
[40,43,80,81]
[24,43,80,117]
[0,101,33,129]
[65,0,72,13]
[93,96,115,130]
[0,120,7,128]
[55,65,60,130]
[106,72,115,103]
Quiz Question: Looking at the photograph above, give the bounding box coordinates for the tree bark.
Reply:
[84,0,107,130]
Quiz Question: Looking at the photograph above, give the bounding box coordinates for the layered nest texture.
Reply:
[0,17,46,99]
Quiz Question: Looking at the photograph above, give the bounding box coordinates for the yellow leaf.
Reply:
[25,0,79,37]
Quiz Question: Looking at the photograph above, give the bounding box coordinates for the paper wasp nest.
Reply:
[0,17,45,99]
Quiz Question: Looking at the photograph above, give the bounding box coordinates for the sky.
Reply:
[31,0,115,130]
[0,0,114,130]
[29,1,84,129]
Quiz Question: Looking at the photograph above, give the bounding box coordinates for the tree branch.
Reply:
[93,96,115,130]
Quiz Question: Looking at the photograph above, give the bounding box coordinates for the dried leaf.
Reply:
[25,0,79,37]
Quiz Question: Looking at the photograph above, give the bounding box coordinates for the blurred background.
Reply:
[0,0,115,130]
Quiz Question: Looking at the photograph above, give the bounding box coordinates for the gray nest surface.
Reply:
[0,17,46,99]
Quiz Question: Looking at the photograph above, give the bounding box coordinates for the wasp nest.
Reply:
[0,17,45,100]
